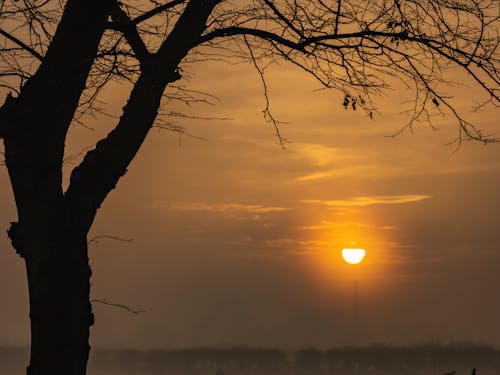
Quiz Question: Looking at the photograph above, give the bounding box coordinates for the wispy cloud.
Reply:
[295,143,343,167]
[296,172,337,181]
[301,194,431,207]
[157,202,289,214]
[297,221,396,231]
[295,165,399,181]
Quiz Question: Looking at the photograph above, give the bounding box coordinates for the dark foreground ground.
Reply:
[1,344,499,374]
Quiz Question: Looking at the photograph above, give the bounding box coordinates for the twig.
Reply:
[91,298,146,315]
[88,235,135,245]
[243,36,288,148]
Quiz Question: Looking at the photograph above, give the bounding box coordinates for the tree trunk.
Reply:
[3,92,94,374]
[10,223,92,375]
[0,2,221,373]
[0,1,113,371]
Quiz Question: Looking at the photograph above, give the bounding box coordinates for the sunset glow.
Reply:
[342,248,366,265]
[0,1,499,354]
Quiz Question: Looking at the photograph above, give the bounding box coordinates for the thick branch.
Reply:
[65,0,221,231]
[157,0,221,59]
[200,26,304,51]
[65,71,168,232]
[109,4,150,63]
[201,27,426,50]
[0,0,115,223]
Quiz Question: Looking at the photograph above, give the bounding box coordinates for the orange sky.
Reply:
[1,59,499,349]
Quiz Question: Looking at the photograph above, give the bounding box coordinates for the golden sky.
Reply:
[1,58,499,349]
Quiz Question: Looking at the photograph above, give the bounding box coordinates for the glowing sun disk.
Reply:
[342,248,366,264]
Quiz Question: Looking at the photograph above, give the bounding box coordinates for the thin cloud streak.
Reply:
[297,221,397,231]
[296,172,337,181]
[156,202,290,214]
[301,194,432,207]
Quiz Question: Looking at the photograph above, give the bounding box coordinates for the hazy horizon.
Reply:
[2,344,499,375]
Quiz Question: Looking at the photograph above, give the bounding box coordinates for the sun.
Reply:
[342,248,366,265]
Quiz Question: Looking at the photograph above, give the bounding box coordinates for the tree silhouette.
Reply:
[0,0,498,374]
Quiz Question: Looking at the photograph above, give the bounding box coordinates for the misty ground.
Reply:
[1,344,499,375]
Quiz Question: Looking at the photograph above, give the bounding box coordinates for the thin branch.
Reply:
[0,27,43,61]
[262,0,303,37]
[130,0,187,25]
[244,36,287,148]
[91,298,146,315]
[334,0,342,35]
[88,235,135,246]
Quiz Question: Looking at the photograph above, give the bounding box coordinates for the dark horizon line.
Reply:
[1,341,499,352]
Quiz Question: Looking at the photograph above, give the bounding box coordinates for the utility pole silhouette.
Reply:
[352,279,360,321]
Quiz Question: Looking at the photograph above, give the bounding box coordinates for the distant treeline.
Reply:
[294,344,500,372]
[1,344,499,374]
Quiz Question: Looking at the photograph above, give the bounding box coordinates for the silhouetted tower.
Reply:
[352,279,360,320]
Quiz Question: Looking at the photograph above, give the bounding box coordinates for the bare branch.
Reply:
[262,0,303,37]
[65,0,222,232]
[109,3,151,64]
[87,235,135,246]
[0,27,43,61]
[197,0,498,143]
[244,35,288,148]
[130,0,187,26]
[91,298,146,315]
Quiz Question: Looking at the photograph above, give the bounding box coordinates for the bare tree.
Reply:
[0,0,498,374]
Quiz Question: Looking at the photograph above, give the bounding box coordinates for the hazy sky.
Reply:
[1,58,499,349]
